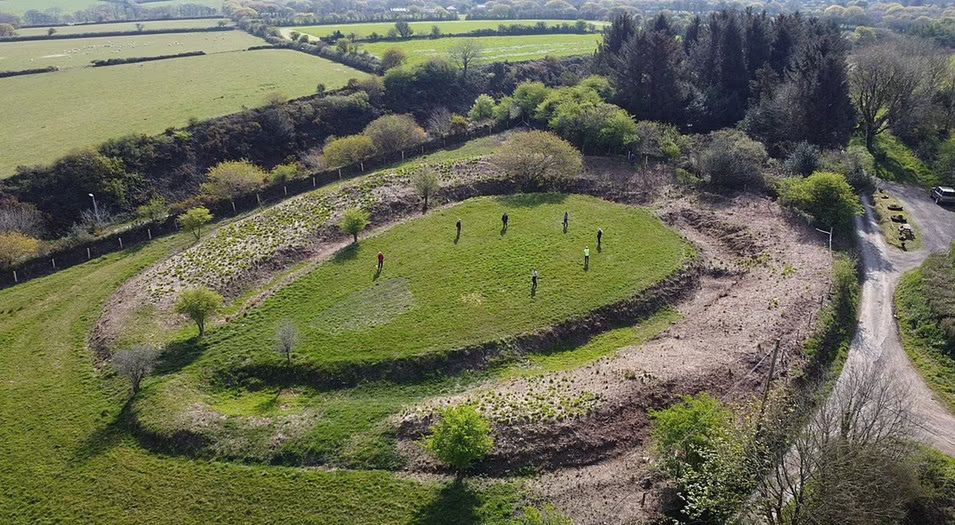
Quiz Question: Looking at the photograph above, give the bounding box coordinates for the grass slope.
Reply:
[0,49,368,177]
[0,229,522,524]
[896,259,955,414]
[0,30,262,70]
[362,33,601,66]
[200,193,690,370]
[852,133,940,187]
[13,18,231,36]
[290,19,606,39]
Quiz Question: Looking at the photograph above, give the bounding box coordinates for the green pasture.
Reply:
[198,193,689,370]
[0,29,261,70]
[0,229,526,523]
[288,18,606,39]
[0,49,368,177]
[12,18,231,37]
[362,33,602,66]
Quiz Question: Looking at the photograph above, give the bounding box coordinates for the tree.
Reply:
[0,23,15,37]
[411,168,439,211]
[322,135,376,168]
[363,114,427,153]
[492,131,582,189]
[380,47,406,70]
[269,163,300,184]
[851,40,946,151]
[200,160,266,201]
[274,319,299,365]
[784,142,821,176]
[778,171,863,233]
[47,27,55,36]
[425,405,494,474]
[394,20,412,38]
[448,39,483,75]
[651,393,731,478]
[700,129,768,189]
[469,94,496,121]
[136,197,167,223]
[339,208,370,243]
[0,200,44,237]
[174,287,223,336]
[177,207,213,240]
[112,345,159,394]
[613,23,687,124]
[0,232,39,269]
[426,107,452,137]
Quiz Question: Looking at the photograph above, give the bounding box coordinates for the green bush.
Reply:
[468,94,496,121]
[778,171,863,233]
[363,114,427,153]
[323,135,377,169]
[339,208,370,243]
[201,160,266,201]
[425,405,494,473]
[701,130,768,190]
[491,131,582,190]
[650,393,731,478]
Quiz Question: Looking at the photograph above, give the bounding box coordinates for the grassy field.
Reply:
[0,0,223,15]
[13,18,231,37]
[362,33,602,66]
[0,229,530,523]
[198,193,689,370]
[896,254,955,414]
[871,188,922,251]
[289,19,606,39]
[0,29,261,70]
[0,49,368,177]
[852,133,941,187]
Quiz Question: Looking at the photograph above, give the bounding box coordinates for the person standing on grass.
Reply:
[377,251,384,271]
[563,211,569,233]
[501,212,509,232]
[597,228,603,248]
[456,218,462,236]
[531,269,539,294]
[584,247,590,269]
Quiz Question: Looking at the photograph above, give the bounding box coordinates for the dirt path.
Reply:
[845,181,955,455]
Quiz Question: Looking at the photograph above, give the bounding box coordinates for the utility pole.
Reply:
[88,193,100,223]
[814,227,832,261]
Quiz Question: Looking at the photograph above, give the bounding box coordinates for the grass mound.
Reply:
[201,193,690,373]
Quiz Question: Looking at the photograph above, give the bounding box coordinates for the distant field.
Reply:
[0,0,223,15]
[288,19,607,39]
[0,49,369,176]
[362,33,602,66]
[13,18,231,37]
[0,30,262,71]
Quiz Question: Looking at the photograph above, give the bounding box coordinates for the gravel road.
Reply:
[847,181,955,455]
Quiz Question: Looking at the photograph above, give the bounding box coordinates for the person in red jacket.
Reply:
[377,251,384,271]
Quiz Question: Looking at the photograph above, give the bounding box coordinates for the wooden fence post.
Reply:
[338,168,342,179]
[147,228,152,240]
[51,258,56,269]
[360,161,364,172]
[118,237,123,249]
[87,247,91,260]
[284,185,288,196]
[231,200,237,213]
[12,270,17,283]
[312,176,316,187]
[401,150,405,160]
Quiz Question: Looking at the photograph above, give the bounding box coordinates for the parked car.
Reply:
[931,186,955,205]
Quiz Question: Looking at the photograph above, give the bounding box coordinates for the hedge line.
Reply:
[91,50,206,67]
[0,25,232,42]
[0,66,58,78]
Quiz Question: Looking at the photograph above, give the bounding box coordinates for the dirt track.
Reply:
[846,181,955,455]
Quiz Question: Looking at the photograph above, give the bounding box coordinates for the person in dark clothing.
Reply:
[501,213,509,233]
[562,211,569,233]
[456,219,462,235]
[597,228,603,249]
[531,269,538,295]
[377,251,384,271]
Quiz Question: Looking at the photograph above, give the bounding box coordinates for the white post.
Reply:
[12,270,17,283]
[360,161,364,172]
[256,194,262,206]
[118,237,123,249]
[147,228,152,240]
[312,176,316,187]
[284,185,288,196]
[87,247,91,260]
[51,258,56,269]
[231,200,236,213]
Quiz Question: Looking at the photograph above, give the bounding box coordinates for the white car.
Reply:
[931,186,955,205]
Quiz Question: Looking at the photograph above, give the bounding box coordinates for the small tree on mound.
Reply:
[177,207,213,240]
[174,287,223,337]
[112,345,160,395]
[339,208,370,243]
[425,405,494,475]
[411,168,440,212]
[380,48,406,71]
[492,131,582,190]
[274,319,299,365]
